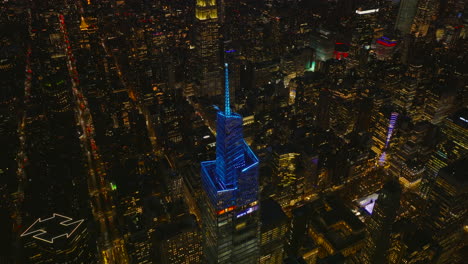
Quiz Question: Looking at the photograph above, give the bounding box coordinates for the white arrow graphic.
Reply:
[21,213,84,243]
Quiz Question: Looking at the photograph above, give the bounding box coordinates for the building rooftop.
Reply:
[260,198,288,231]
[284,257,307,264]
[317,253,346,264]
[393,219,434,254]
[309,196,366,251]
[446,107,468,129]
[438,158,468,188]
[154,214,199,241]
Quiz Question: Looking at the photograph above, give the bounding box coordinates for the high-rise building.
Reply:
[351,5,381,63]
[153,214,203,264]
[259,199,289,264]
[440,108,468,153]
[388,122,435,191]
[194,0,223,97]
[387,220,438,264]
[311,28,335,62]
[329,77,358,136]
[354,97,374,133]
[411,0,440,38]
[118,186,151,264]
[21,215,96,264]
[395,0,419,35]
[316,90,331,130]
[286,202,313,258]
[374,37,398,61]
[272,147,303,208]
[393,76,417,115]
[370,106,399,166]
[420,108,467,196]
[199,64,260,263]
[41,73,72,113]
[308,196,366,261]
[426,159,467,264]
[423,83,456,125]
[362,180,402,264]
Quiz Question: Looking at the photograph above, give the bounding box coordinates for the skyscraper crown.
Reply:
[201,63,259,207]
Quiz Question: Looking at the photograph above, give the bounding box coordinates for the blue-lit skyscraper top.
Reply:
[224,63,231,116]
[200,64,260,264]
[201,63,259,209]
[215,64,245,189]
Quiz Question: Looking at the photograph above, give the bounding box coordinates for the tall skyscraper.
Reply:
[420,109,467,197]
[153,214,203,264]
[387,220,438,264]
[362,180,402,264]
[200,64,260,263]
[351,5,380,62]
[370,107,399,166]
[395,0,418,35]
[259,199,288,264]
[308,196,366,261]
[426,158,467,264]
[411,0,440,38]
[195,0,223,97]
[22,216,96,264]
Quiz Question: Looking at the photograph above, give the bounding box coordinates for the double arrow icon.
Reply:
[21,213,84,244]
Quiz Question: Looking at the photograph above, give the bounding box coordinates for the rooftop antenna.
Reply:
[224,63,231,116]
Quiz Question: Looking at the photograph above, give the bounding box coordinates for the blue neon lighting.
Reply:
[218,188,237,193]
[225,63,231,116]
[215,111,244,188]
[200,66,259,210]
[242,161,259,173]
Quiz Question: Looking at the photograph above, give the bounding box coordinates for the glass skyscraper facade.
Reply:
[200,64,260,263]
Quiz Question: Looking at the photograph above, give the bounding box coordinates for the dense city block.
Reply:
[0,0,466,264]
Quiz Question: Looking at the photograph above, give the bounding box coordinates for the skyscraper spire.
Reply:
[199,62,260,263]
[224,63,230,116]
